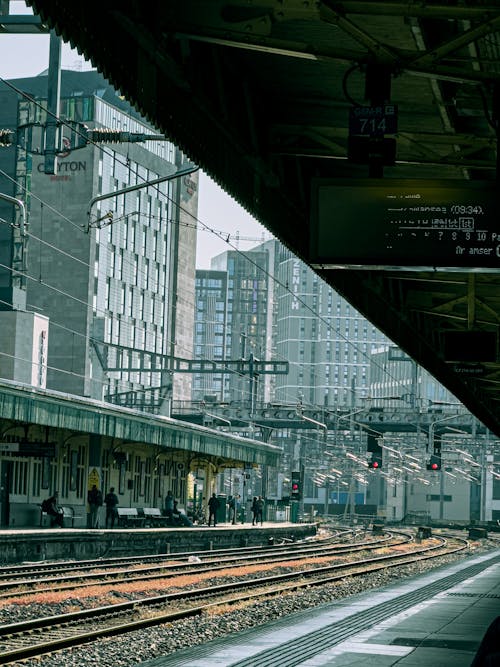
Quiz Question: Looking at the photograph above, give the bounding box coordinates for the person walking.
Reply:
[104,487,119,528]
[207,493,219,527]
[255,495,264,526]
[87,484,103,528]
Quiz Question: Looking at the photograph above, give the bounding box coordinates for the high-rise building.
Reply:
[370,345,460,409]
[272,246,388,408]
[196,238,479,516]
[192,270,228,402]
[210,247,274,406]
[0,70,197,411]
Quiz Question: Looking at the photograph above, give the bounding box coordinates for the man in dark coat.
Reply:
[104,487,119,528]
[207,493,219,527]
[87,484,103,528]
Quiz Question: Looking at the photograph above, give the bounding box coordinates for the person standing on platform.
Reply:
[87,484,103,528]
[165,490,175,521]
[228,495,235,524]
[251,496,258,525]
[43,491,64,528]
[230,494,241,525]
[255,495,264,526]
[104,487,119,528]
[207,493,219,527]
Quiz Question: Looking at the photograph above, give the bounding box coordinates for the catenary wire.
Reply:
[0,74,435,410]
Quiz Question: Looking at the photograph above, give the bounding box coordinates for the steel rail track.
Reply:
[0,534,468,664]
[0,532,406,596]
[0,529,361,580]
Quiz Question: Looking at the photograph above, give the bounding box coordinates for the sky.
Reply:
[0,3,272,268]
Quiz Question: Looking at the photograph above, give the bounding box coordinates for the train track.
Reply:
[0,530,405,597]
[0,528,356,578]
[0,531,469,664]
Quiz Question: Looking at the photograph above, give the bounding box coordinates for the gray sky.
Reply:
[0,4,272,268]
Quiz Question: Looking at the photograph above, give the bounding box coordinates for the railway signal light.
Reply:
[368,454,383,469]
[367,435,383,469]
[426,454,441,471]
[291,471,301,499]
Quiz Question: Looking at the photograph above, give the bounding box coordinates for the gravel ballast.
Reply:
[6,540,497,667]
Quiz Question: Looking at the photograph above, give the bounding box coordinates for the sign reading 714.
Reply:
[349,105,398,137]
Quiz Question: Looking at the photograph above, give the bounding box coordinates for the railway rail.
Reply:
[0,529,403,596]
[0,530,471,664]
[0,527,354,577]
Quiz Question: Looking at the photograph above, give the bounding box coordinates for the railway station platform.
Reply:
[137,547,500,667]
[0,521,317,564]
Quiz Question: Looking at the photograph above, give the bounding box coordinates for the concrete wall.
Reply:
[0,311,49,385]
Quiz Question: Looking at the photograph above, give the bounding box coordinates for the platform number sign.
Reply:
[349,105,398,137]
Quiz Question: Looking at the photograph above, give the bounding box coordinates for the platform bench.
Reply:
[141,507,170,527]
[39,505,82,528]
[117,507,146,527]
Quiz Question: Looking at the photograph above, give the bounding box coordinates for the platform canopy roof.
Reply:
[25,0,500,437]
[0,380,281,466]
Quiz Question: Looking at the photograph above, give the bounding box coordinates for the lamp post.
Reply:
[428,413,460,452]
[428,412,460,521]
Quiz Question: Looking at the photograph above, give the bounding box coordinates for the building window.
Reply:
[128,287,134,317]
[139,291,145,320]
[105,278,111,310]
[117,249,123,279]
[120,284,125,314]
[133,255,139,285]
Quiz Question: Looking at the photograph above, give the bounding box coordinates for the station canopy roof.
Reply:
[0,380,281,466]
[27,0,500,437]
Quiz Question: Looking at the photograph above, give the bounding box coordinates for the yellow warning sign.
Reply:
[88,467,100,489]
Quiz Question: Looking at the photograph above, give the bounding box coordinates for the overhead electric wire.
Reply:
[0,70,465,411]
[0,72,450,418]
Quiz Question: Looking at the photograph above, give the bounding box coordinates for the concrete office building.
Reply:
[195,240,390,411]
[195,239,389,506]
[370,344,460,409]
[0,70,197,411]
[192,269,228,403]
[210,246,275,407]
[273,246,388,408]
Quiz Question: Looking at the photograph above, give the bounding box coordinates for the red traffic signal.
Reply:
[426,454,441,471]
[368,454,382,469]
[291,472,301,499]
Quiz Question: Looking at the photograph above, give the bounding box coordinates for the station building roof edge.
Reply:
[0,380,281,467]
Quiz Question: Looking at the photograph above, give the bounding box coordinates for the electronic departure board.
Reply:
[309,179,500,270]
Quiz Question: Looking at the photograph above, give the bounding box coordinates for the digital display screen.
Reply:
[310,179,500,270]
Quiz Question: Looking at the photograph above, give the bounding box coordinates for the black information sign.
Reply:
[310,179,500,270]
